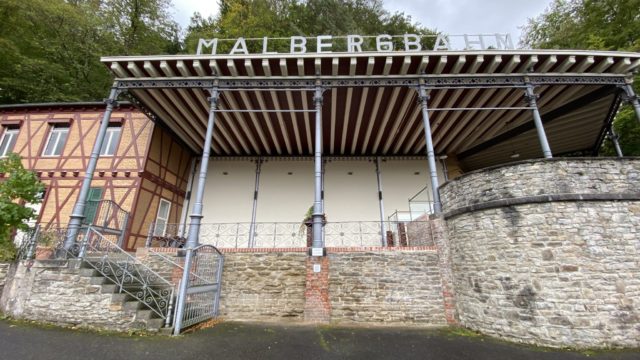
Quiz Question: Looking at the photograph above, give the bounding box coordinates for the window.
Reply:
[100,126,122,156]
[154,199,171,236]
[0,128,19,157]
[82,188,104,225]
[42,125,69,156]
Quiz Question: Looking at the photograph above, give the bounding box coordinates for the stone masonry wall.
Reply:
[219,252,307,321]
[328,249,447,325]
[441,158,640,211]
[0,262,10,296]
[0,260,138,331]
[442,158,640,348]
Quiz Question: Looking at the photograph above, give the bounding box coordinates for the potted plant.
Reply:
[35,229,58,260]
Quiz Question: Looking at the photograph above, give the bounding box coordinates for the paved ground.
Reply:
[0,320,638,360]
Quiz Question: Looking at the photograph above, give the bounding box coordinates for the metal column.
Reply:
[374,157,387,246]
[185,86,219,249]
[609,128,624,158]
[248,158,262,247]
[622,83,640,124]
[417,83,442,214]
[524,82,553,158]
[312,84,324,249]
[64,84,120,250]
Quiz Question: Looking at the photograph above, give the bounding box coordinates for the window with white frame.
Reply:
[0,128,19,157]
[99,126,122,156]
[42,125,69,156]
[154,199,171,236]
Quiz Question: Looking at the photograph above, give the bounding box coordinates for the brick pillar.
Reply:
[304,256,331,322]
[431,216,458,324]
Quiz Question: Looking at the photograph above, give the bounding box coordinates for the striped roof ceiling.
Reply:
[102,50,640,171]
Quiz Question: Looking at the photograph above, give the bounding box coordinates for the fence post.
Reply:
[173,247,194,335]
[118,213,129,248]
[25,225,41,260]
[146,221,156,248]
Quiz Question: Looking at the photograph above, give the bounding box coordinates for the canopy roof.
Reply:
[102,50,640,170]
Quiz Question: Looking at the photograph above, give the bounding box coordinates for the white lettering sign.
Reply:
[290,36,307,54]
[195,33,515,55]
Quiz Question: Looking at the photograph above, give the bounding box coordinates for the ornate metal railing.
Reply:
[16,226,72,260]
[147,221,435,248]
[78,227,176,321]
[84,200,130,247]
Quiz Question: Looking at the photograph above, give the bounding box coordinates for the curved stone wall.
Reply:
[441,158,640,348]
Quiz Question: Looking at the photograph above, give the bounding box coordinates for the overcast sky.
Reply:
[172,0,554,46]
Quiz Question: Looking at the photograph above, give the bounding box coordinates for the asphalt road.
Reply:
[0,320,638,360]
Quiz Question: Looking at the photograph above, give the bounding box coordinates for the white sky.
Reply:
[172,0,554,45]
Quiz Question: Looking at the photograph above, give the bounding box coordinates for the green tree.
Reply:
[522,0,640,155]
[0,154,45,260]
[183,0,436,53]
[0,0,181,105]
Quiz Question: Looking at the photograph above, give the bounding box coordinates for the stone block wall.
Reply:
[441,158,640,211]
[0,260,138,331]
[219,251,307,321]
[0,262,10,296]
[328,249,447,325]
[441,158,640,348]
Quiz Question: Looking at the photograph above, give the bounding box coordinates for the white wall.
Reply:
[187,158,445,224]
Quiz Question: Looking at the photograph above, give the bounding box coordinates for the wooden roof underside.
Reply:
[102,50,640,170]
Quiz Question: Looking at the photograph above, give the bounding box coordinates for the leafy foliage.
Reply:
[183,0,436,53]
[0,154,45,260]
[0,0,181,104]
[522,0,640,155]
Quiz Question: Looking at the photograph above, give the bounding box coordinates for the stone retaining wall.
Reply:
[328,250,446,325]
[0,262,10,296]
[441,158,640,212]
[219,252,307,321]
[0,260,138,330]
[441,158,640,348]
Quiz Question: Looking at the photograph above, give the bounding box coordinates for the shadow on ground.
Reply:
[0,320,638,360]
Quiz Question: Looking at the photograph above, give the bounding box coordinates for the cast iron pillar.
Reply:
[374,157,387,246]
[621,81,640,125]
[524,82,553,158]
[417,83,442,214]
[185,86,219,249]
[64,84,121,250]
[312,84,325,249]
[248,158,262,247]
[609,128,624,158]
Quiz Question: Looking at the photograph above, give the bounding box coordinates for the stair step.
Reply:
[146,318,166,331]
[135,309,155,320]
[101,284,118,294]
[90,276,109,285]
[79,268,98,277]
[111,293,134,302]
[124,301,144,311]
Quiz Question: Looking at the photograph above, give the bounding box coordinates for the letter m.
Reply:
[197,39,218,55]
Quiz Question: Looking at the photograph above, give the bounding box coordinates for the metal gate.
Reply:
[173,244,224,334]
